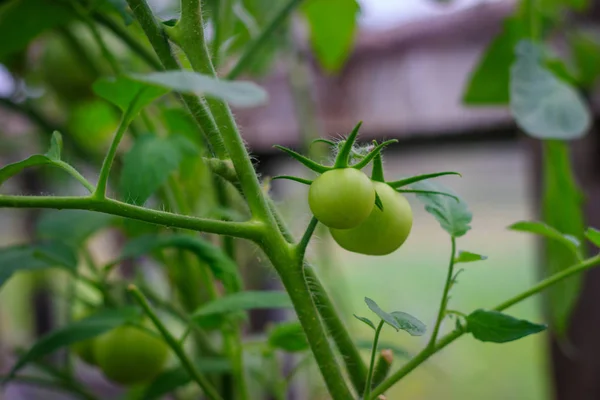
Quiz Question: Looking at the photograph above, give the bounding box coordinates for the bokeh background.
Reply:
[2,0,600,399]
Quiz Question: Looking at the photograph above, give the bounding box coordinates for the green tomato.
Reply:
[94,323,169,385]
[308,168,375,229]
[330,182,413,255]
[67,99,119,152]
[71,309,98,366]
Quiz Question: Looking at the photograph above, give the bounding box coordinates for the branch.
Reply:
[0,195,263,240]
[428,236,456,348]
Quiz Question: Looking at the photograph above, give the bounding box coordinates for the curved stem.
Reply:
[54,161,95,193]
[363,320,385,399]
[128,285,224,400]
[0,195,263,240]
[94,99,138,199]
[428,236,456,348]
[296,216,318,261]
[371,253,600,398]
[226,0,304,80]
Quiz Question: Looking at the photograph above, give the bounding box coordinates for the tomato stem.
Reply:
[428,236,457,349]
[363,319,385,399]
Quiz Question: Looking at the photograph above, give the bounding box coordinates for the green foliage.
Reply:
[119,134,194,206]
[454,251,487,264]
[268,322,309,352]
[301,0,360,73]
[0,0,75,61]
[510,40,591,140]
[353,314,376,330]
[36,210,114,244]
[570,33,600,88]
[509,220,581,254]
[411,180,472,237]
[191,291,293,325]
[466,309,547,343]
[585,227,600,247]
[130,71,268,107]
[463,17,525,104]
[0,241,78,289]
[139,359,231,400]
[3,307,140,382]
[93,76,168,116]
[364,298,426,336]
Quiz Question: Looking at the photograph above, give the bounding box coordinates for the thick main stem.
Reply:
[428,236,456,348]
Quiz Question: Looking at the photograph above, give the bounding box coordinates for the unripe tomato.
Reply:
[67,99,119,152]
[308,169,375,229]
[330,182,413,255]
[94,323,169,385]
[71,309,98,366]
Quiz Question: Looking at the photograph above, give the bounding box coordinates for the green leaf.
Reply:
[540,141,586,334]
[119,134,191,206]
[411,180,472,237]
[570,32,600,88]
[353,314,376,330]
[0,0,75,61]
[0,132,77,188]
[191,291,293,324]
[389,311,426,337]
[96,0,133,25]
[364,298,425,336]
[36,210,114,245]
[301,0,360,73]
[139,358,231,400]
[92,76,168,116]
[454,251,487,264]
[585,227,600,247]
[510,40,591,140]
[463,17,525,105]
[3,307,140,382]
[466,309,547,343]
[119,234,242,292]
[508,220,580,253]
[387,171,461,189]
[0,242,78,290]
[268,322,309,352]
[129,71,268,108]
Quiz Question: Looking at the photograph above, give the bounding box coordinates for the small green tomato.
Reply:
[93,323,169,385]
[330,182,413,255]
[308,169,375,229]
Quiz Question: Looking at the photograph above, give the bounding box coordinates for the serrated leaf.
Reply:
[389,311,426,336]
[93,76,168,115]
[301,0,360,73]
[119,134,189,206]
[353,314,376,330]
[463,16,525,105]
[120,234,242,292]
[129,71,268,108]
[454,251,488,264]
[139,358,231,400]
[585,227,600,247]
[541,141,586,335]
[509,220,580,253]
[3,307,140,382]
[0,241,78,290]
[36,210,114,245]
[510,40,591,140]
[0,0,75,61]
[411,180,472,237]
[466,309,546,343]
[268,322,309,352]
[191,291,293,324]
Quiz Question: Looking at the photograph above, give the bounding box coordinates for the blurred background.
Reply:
[1,0,600,399]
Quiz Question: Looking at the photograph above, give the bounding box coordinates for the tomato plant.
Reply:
[0,0,599,399]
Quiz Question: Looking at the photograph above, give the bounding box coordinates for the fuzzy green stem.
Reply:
[428,236,456,348]
[53,161,95,193]
[370,253,600,398]
[173,0,276,224]
[226,0,304,79]
[128,285,224,400]
[124,0,226,158]
[371,349,393,390]
[363,320,385,399]
[93,100,138,199]
[93,13,162,70]
[0,195,262,239]
[296,216,318,261]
